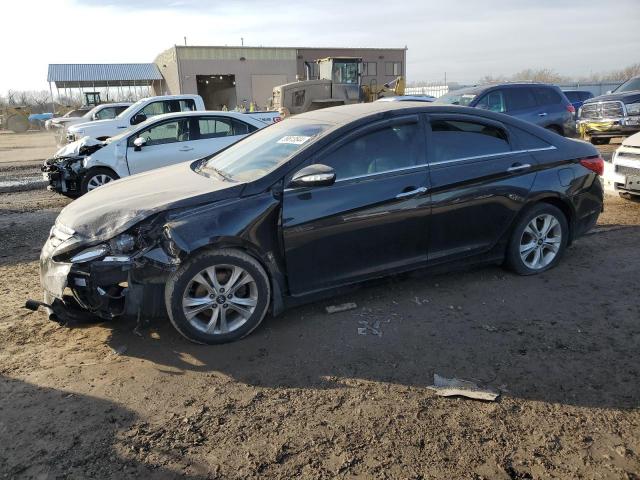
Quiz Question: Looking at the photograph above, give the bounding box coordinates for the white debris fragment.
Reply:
[427,374,499,401]
[325,302,357,314]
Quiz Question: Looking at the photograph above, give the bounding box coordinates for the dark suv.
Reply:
[435,83,577,137]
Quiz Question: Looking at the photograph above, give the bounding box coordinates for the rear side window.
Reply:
[179,99,196,111]
[115,106,129,115]
[505,88,537,111]
[475,90,506,113]
[564,91,580,103]
[231,119,257,135]
[533,87,563,106]
[430,120,510,163]
[198,117,233,138]
[510,126,553,150]
[321,123,420,180]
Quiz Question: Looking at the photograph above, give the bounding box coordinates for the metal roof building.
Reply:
[47,63,163,88]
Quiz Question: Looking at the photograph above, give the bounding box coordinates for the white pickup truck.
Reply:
[66,94,206,142]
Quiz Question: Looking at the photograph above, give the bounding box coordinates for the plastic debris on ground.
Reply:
[427,373,500,401]
[325,302,357,314]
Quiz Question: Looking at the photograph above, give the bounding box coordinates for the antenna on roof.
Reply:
[241,37,244,46]
[184,36,187,46]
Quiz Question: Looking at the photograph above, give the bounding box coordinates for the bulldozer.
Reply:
[271,57,405,116]
[1,106,32,133]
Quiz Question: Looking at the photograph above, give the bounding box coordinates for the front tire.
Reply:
[165,249,271,344]
[505,203,569,275]
[81,167,119,194]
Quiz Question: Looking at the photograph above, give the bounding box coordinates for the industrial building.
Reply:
[47,45,406,110]
[153,45,406,109]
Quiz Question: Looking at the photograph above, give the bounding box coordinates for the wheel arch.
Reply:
[175,237,286,316]
[515,194,576,244]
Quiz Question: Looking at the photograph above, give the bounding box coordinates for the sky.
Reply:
[1,0,639,94]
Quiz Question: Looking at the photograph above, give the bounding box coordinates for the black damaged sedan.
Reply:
[34,102,604,344]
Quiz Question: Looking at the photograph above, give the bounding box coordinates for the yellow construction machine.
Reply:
[271,57,405,117]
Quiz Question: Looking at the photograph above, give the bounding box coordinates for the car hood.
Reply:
[52,136,104,159]
[56,161,244,243]
[584,91,640,105]
[622,131,640,147]
[68,118,117,132]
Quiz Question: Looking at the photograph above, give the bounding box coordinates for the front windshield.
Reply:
[434,91,478,106]
[201,119,333,182]
[614,77,640,93]
[116,99,145,119]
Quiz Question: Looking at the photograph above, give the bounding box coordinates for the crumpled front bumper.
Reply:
[39,234,173,322]
[578,117,640,138]
[41,160,83,194]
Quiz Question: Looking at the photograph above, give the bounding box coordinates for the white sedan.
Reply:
[42,111,271,195]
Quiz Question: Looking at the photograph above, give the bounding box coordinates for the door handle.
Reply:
[396,186,428,199]
[538,112,548,117]
[507,163,531,173]
[178,146,194,152]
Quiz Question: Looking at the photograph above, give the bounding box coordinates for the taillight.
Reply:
[580,156,604,176]
[567,104,576,113]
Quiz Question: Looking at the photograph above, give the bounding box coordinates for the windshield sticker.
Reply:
[277,135,311,145]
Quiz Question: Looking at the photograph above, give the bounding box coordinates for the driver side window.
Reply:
[128,119,190,147]
[320,122,420,181]
[476,90,506,113]
[139,101,167,118]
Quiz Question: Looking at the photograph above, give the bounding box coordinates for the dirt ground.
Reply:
[1,146,639,478]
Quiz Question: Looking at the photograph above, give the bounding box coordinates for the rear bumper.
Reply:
[572,176,604,239]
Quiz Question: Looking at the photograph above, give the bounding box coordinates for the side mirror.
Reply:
[131,113,147,125]
[133,137,146,151]
[605,90,612,95]
[92,114,99,121]
[289,164,336,188]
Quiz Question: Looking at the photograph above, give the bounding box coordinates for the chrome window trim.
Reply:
[284,147,556,191]
[429,146,556,166]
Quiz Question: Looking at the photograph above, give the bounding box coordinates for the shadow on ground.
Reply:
[83,227,640,411]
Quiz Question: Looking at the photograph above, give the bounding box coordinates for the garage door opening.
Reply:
[197,75,237,110]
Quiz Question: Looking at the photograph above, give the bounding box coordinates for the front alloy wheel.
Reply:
[165,249,270,344]
[506,203,568,275]
[182,264,258,335]
[81,167,119,194]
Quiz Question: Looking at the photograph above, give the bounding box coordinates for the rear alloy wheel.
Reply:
[81,167,119,194]
[506,204,568,275]
[165,249,270,344]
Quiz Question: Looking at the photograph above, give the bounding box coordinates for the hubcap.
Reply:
[519,214,562,270]
[182,264,258,335]
[86,174,114,191]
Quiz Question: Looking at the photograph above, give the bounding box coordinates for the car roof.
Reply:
[293,101,497,125]
[131,110,266,128]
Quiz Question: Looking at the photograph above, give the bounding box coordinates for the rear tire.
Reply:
[590,137,610,145]
[505,203,569,275]
[165,248,271,344]
[80,167,119,194]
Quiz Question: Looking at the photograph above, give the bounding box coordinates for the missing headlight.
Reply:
[112,234,136,253]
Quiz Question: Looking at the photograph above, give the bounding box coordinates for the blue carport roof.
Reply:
[47,63,163,87]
